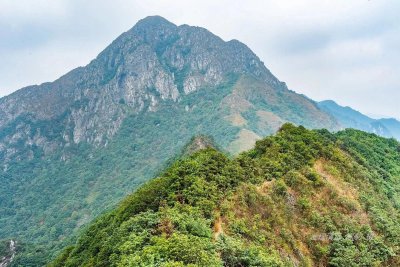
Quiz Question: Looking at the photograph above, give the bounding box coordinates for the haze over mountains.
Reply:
[318,100,400,140]
[0,16,399,265]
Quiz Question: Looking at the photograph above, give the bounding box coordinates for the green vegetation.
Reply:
[50,124,400,266]
[0,240,11,259]
[1,76,240,266]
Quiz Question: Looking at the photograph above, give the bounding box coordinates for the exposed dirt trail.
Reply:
[213,216,224,240]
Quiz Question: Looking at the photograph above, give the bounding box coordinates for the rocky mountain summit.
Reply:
[0,16,337,164]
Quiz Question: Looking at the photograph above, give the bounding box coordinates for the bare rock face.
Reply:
[0,16,286,162]
[0,240,16,267]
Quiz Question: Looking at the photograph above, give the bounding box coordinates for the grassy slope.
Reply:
[50,124,400,267]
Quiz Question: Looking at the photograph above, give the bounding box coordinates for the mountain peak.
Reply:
[133,15,176,29]
[0,16,339,160]
[181,135,217,157]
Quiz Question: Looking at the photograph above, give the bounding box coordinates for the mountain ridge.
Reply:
[50,124,400,267]
[318,100,400,139]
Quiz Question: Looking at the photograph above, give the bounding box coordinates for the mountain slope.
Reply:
[51,124,400,267]
[377,118,400,140]
[0,16,342,264]
[0,16,337,163]
[318,100,400,139]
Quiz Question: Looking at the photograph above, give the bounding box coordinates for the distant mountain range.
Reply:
[0,16,398,265]
[318,100,400,140]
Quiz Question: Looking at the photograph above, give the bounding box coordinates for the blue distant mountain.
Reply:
[318,100,400,140]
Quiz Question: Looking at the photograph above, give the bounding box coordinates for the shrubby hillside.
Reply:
[50,124,400,267]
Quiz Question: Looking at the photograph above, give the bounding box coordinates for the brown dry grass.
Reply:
[225,113,247,127]
[227,129,261,154]
[256,110,284,132]
[314,159,370,224]
[213,216,224,240]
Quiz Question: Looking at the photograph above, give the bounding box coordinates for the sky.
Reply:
[1,0,399,119]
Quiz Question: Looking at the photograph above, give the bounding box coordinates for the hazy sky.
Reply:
[1,0,399,119]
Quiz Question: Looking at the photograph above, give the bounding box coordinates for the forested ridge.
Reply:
[48,124,400,267]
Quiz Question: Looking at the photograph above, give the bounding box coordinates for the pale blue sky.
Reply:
[1,0,399,119]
